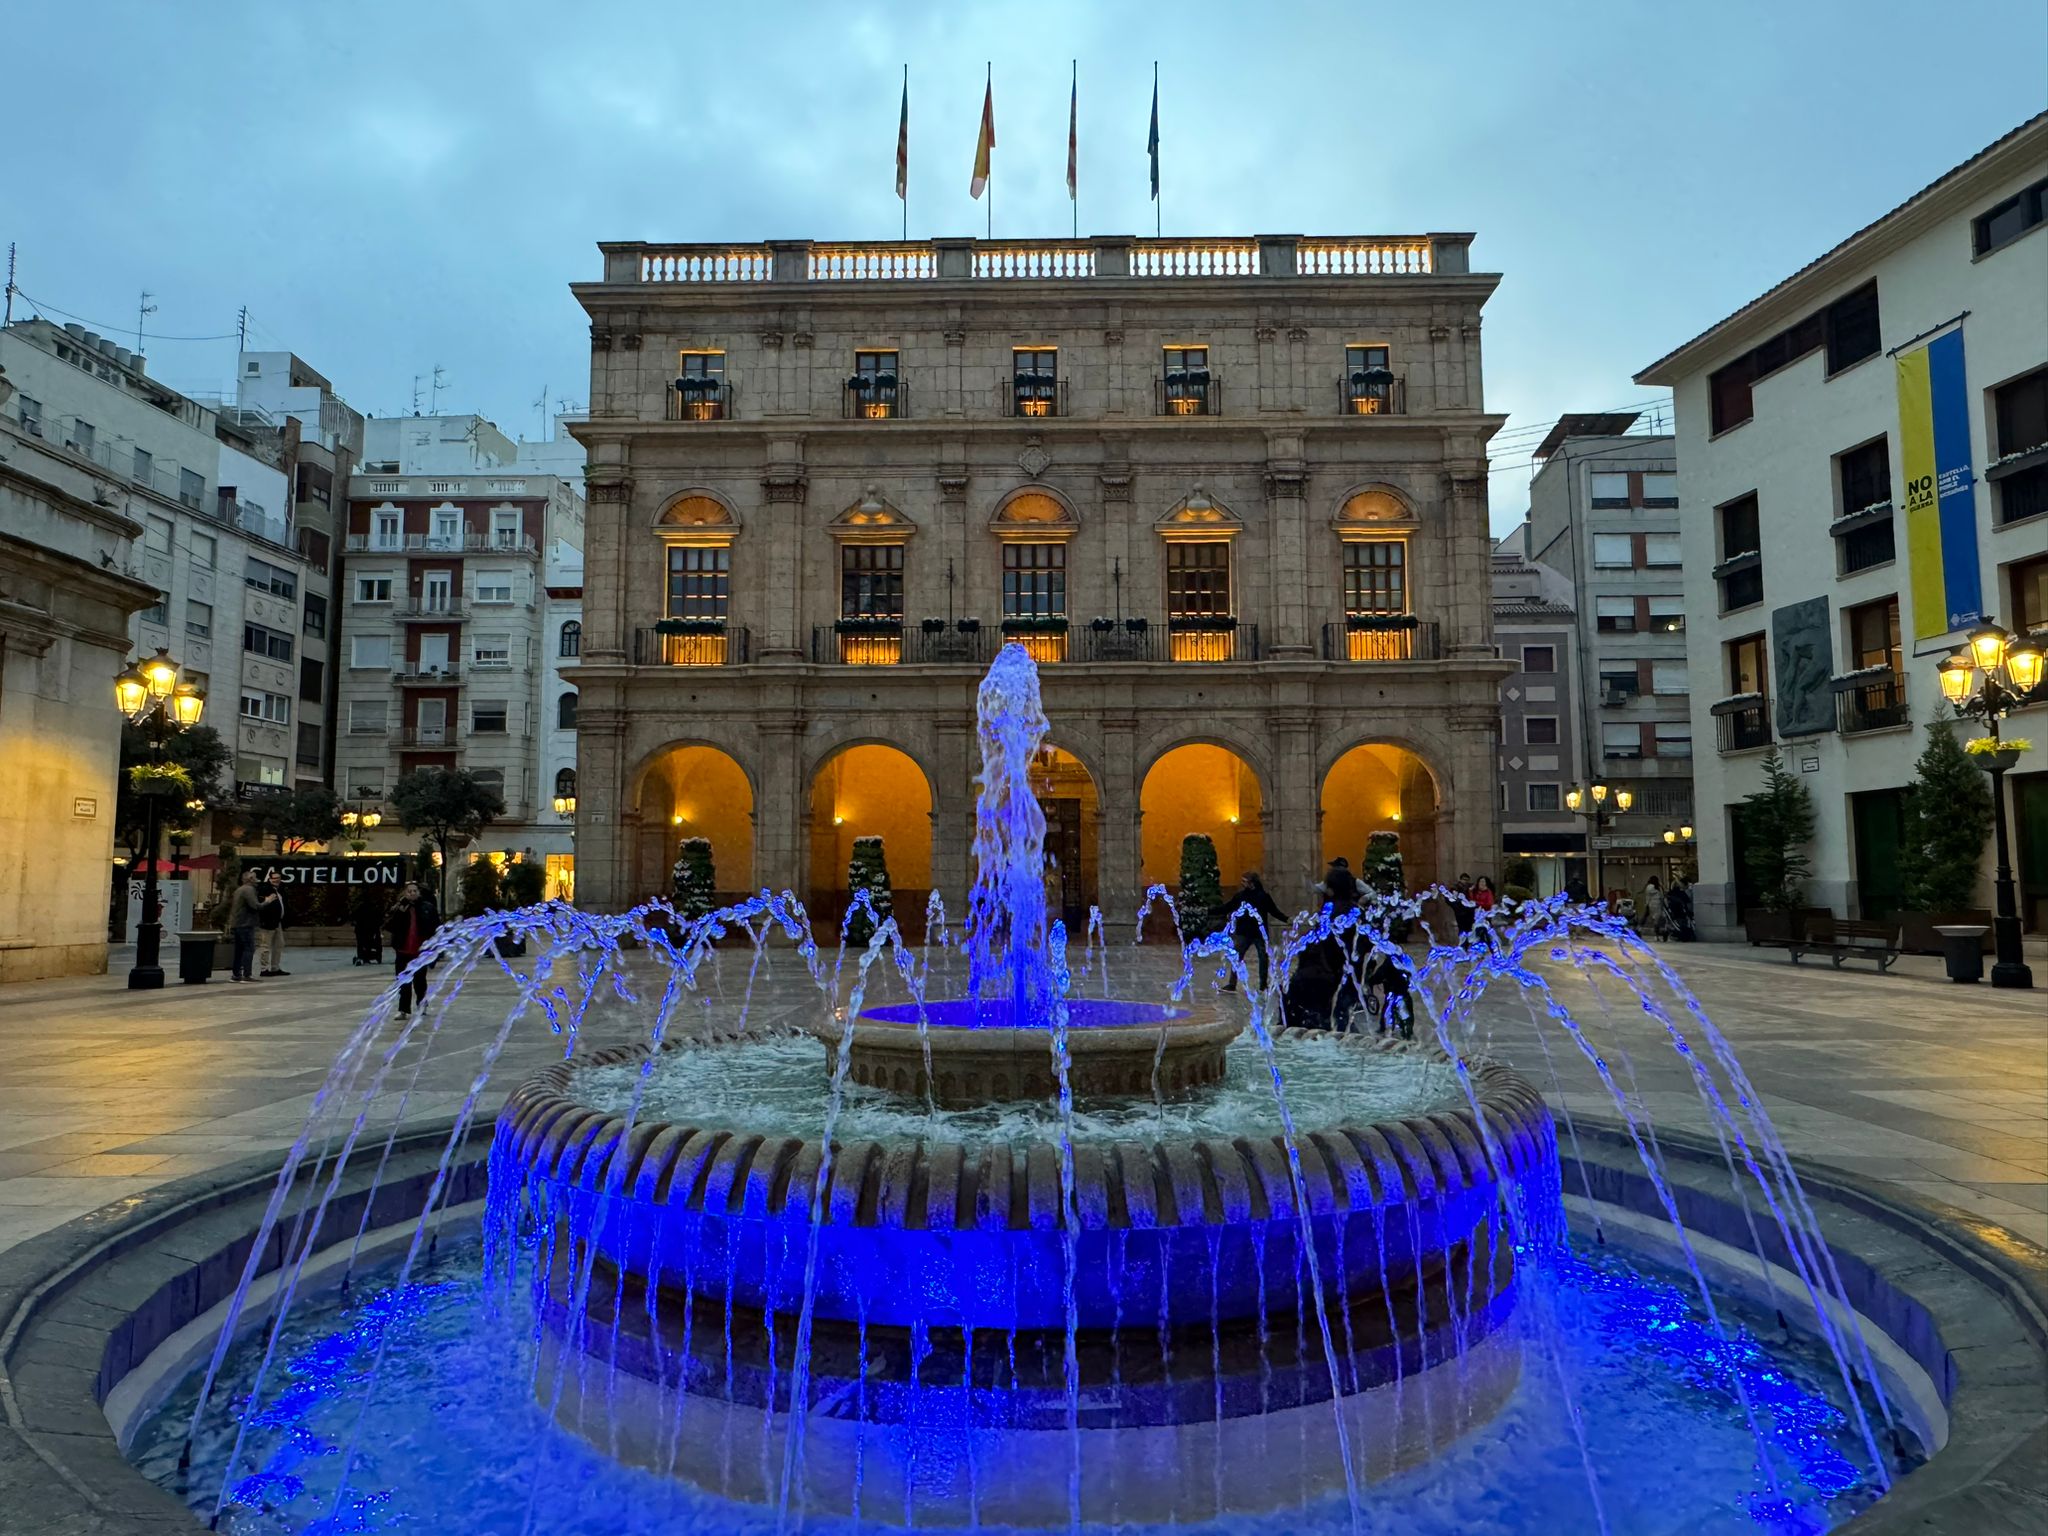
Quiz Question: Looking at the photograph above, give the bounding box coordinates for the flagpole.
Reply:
[1071,59,1078,240]
[1153,61,1161,238]
[902,64,909,241]
[985,61,993,240]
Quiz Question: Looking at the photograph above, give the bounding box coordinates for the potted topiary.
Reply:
[845,835,893,946]
[1177,833,1224,936]
[672,837,717,920]
[1739,748,1822,944]
[1895,719,1997,955]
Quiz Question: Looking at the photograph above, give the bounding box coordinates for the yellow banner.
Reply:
[1896,347,1944,642]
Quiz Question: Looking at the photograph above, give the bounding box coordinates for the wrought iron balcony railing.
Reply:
[634,625,750,666]
[1320,618,1440,660]
[1711,696,1772,753]
[666,378,732,421]
[1339,373,1407,416]
[1834,672,1909,734]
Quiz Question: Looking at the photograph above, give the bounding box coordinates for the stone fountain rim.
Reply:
[495,1031,1555,1234]
[816,994,1246,1052]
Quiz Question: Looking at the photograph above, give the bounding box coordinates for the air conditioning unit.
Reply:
[1602,688,1631,708]
[24,420,42,437]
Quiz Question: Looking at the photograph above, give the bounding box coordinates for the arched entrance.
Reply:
[809,744,934,936]
[635,745,754,903]
[1140,744,1266,897]
[1320,744,1441,894]
[1031,745,1099,924]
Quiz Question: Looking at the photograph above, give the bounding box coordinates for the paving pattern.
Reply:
[0,931,2041,1256]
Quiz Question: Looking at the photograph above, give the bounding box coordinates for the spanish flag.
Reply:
[969,71,995,199]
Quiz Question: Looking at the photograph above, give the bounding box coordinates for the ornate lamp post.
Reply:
[339,805,382,854]
[1938,624,2045,989]
[115,647,205,990]
[1565,782,1634,900]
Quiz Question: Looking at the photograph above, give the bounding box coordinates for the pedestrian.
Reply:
[1223,872,1288,991]
[1364,947,1414,1037]
[386,880,440,1017]
[1641,876,1669,939]
[226,869,263,982]
[1565,870,1591,905]
[1320,857,1361,908]
[1451,872,1476,941]
[351,885,384,965]
[1472,875,1499,948]
[1667,877,1697,942]
[256,871,289,977]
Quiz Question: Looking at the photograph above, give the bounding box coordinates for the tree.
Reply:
[1362,830,1405,895]
[457,856,502,916]
[1740,747,1816,911]
[1177,833,1224,934]
[392,767,505,908]
[500,858,546,908]
[845,835,894,945]
[236,785,344,854]
[672,837,717,918]
[1899,716,1993,912]
[116,722,230,854]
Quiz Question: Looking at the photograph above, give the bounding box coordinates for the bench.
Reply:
[1788,915,1902,972]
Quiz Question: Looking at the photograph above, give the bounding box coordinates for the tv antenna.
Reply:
[410,375,423,415]
[135,290,157,352]
[532,386,550,438]
[429,364,446,414]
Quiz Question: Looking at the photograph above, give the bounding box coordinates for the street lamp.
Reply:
[551,792,578,817]
[115,647,205,990]
[1565,782,1632,900]
[1936,622,2046,989]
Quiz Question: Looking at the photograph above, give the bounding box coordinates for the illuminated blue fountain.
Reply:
[147,643,1915,1535]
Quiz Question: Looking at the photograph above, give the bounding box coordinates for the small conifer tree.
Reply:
[672,837,718,919]
[1741,748,1816,911]
[1177,833,1224,933]
[1362,830,1406,895]
[846,835,894,945]
[1898,717,1992,912]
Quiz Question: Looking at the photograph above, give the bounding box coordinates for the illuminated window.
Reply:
[666,547,729,620]
[841,544,904,619]
[1012,348,1059,417]
[848,350,902,419]
[1343,542,1405,615]
[1167,542,1230,619]
[672,351,728,420]
[1343,344,1394,414]
[1161,345,1212,415]
[1002,543,1067,661]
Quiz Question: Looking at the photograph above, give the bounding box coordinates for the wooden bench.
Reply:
[1788,915,1903,971]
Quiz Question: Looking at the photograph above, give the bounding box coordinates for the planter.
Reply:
[1972,748,2022,774]
[1742,907,1831,945]
[1898,909,1995,956]
[176,930,224,984]
[1935,924,1989,983]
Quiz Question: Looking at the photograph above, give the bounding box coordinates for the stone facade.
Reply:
[567,234,1511,926]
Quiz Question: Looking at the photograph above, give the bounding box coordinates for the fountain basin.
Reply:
[820,996,1242,1105]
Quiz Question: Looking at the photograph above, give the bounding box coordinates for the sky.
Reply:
[7,1,2044,533]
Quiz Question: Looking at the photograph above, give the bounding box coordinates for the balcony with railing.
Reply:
[1713,551,1764,612]
[1156,372,1220,417]
[1320,617,1440,661]
[1711,695,1772,753]
[842,376,908,420]
[396,601,466,623]
[1339,371,1406,416]
[1834,671,1909,734]
[398,726,454,749]
[1008,377,1066,419]
[1830,503,1896,574]
[666,377,732,421]
[634,624,751,666]
[393,664,461,686]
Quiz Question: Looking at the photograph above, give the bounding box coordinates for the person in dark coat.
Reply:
[351,885,385,965]
[1223,872,1288,991]
[1285,861,1366,1030]
[385,881,441,1017]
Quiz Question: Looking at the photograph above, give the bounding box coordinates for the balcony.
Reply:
[842,377,908,420]
[396,602,466,622]
[1156,374,1220,417]
[666,378,732,421]
[1320,617,1440,661]
[811,621,996,667]
[1711,695,1772,753]
[1830,502,1896,574]
[999,617,1068,663]
[1834,671,1909,734]
[393,665,461,685]
[634,624,751,666]
[1339,372,1407,416]
[1008,377,1066,419]
[398,726,454,749]
[1713,551,1764,611]
[1989,445,2048,524]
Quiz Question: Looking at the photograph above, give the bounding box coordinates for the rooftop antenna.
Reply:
[237,305,248,353]
[4,244,15,328]
[464,418,483,465]
[430,364,446,414]
[533,386,549,439]
[1111,556,1123,624]
[135,290,157,352]
[410,374,424,415]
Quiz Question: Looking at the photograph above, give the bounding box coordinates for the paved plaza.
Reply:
[0,931,2043,1259]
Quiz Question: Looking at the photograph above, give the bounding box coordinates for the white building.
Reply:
[1492,525,1587,896]
[1637,113,2048,938]
[541,536,583,899]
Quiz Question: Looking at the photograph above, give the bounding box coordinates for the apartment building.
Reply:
[541,537,583,898]
[1638,113,2048,936]
[1492,525,1586,895]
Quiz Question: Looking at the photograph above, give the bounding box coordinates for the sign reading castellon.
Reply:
[238,856,408,888]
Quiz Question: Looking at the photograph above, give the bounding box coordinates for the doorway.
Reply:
[1850,788,1907,920]
[1040,796,1085,928]
[2013,772,2048,932]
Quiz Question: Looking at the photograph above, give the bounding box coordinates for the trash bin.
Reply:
[1934,924,1988,984]
[177,929,218,985]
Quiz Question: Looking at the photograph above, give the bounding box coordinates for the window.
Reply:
[1166,542,1231,619]
[372,509,401,549]
[849,350,902,419]
[15,394,40,431]
[555,767,577,798]
[473,634,511,667]
[1002,543,1066,619]
[355,575,393,603]
[1524,716,1559,745]
[474,571,515,604]
[1521,644,1556,674]
[559,620,582,657]
[472,700,508,733]
[1975,174,2048,257]
[132,446,153,483]
[303,594,327,639]
[139,592,169,627]
[69,419,96,452]
[1645,533,1682,567]
[2012,554,2048,636]
[1640,472,1678,507]
[1707,281,1880,432]
[491,508,522,547]
[1599,663,1641,700]
[239,690,291,725]
[1727,632,1769,695]
[350,634,392,670]
[243,622,294,663]
[471,768,505,800]
[299,657,325,703]
[1595,595,1637,633]
[1161,345,1212,415]
[1012,348,1059,417]
[348,766,387,797]
[1718,494,1764,610]
[1526,783,1561,813]
[296,463,333,507]
[668,547,732,621]
[1343,344,1394,413]
[1591,533,1633,569]
[1602,722,1643,759]
[185,600,213,641]
[1342,542,1406,615]
[673,350,728,420]
[298,528,331,575]
[190,531,216,569]
[1836,437,1891,514]
[1654,722,1694,758]
[1648,596,1685,633]
[143,514,174,555]
[1589,473,1631,508]
[178,467,205,508]
[420,572,454,613]
[244,557,297,600]
[348,698,388,734]
[1992,367,2048,524]
[430,507,461,548]
[296,722,322,769]
[840,544,904,620]
[1823,282,1881,374]
[1652,660,1690,695]
[556,691,578,729]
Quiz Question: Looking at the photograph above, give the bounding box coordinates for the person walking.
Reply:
[351,885,384,965]
[1223,872,1287,991]
[386,880,440,1017]
[226,869,263,983]
[1472,875,1499,948]
[256,871,289,977]
[1641,876,1670,940]
[1451,873,1477,942]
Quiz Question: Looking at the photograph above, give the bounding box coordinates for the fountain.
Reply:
[124,642,1933,1535]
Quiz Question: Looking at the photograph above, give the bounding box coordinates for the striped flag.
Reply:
[1147,65,1159,201]
[969,72,995,199]
[1066,62,1078,201]
[895,68,908,201]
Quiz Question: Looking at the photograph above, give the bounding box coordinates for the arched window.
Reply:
[559,619,581,658]
[557,691,578,730]
[554,767,576,798]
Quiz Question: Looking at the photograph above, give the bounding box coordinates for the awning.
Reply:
[1503,833,1587,854]
[115,855,221,875]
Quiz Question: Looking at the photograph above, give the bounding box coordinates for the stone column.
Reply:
[1262,453,1312,657]
[1096,712,1141,936]
[1445,469,1494,658]
[583,475,632,664]
[1445,703,1499,883]
[1267,709,1320,897]
[575,704,628,910]
[755,714,807,896]
[937,469,970,623]
[758,454,808,662]
[929,717,973,913]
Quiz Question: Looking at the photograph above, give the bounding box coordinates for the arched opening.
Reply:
[1030,745,1099,924]
[557,691,577,729]
[1320,744,1441,894]
[1140,743,1265,896]
[559,619,581,658]
[809,744,933,937]
[635,744,754,904]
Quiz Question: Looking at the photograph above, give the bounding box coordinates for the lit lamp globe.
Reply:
[141,647,180,701]
[1663,828,1677,845]
[114,664,150,719]
[170,685,205,729]
[1590,783,1609,806]
[2006,637,2045,694]
[1614,788,1634,813]
[552,794,577,817]
[1565,787,1584,813]
[362,810,382,829]
[1679,824,1694,841]
[1967,623,2010,674]
[1937,654,1977,705]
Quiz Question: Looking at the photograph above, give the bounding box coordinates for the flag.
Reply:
[895,69,908,201]
[1147,67,1159,200]
[1066,64,1077,201]
[969,75,995,199]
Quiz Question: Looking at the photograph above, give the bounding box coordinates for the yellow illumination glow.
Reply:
[1346,627,1414,661]
[1615,788,1634,813]
[1664,829,1677,845]
[171,686,205,728]
[1168,396,1199,416]
[1680,824,1695,840]
[1968,625,2010,671]
[114,667,149,717]
[840,634,903,666]
[1013,633,1066,664]
[2006,639,2045,694]
[671,813,684,826]
[1019,399,1051,417]
[1565,788,1584,812]
[1389,810,1402,822]
[1590,783,1609,806]
[832,814,845,826]
[1227,813,1240,826]
[1938,655,1976,704]
[1350,395,1383,415]
[141,649,179,699]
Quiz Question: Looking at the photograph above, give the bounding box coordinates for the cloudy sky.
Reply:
[8,1,2043,530]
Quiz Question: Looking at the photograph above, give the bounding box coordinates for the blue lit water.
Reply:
[133,1233,1900,1535]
